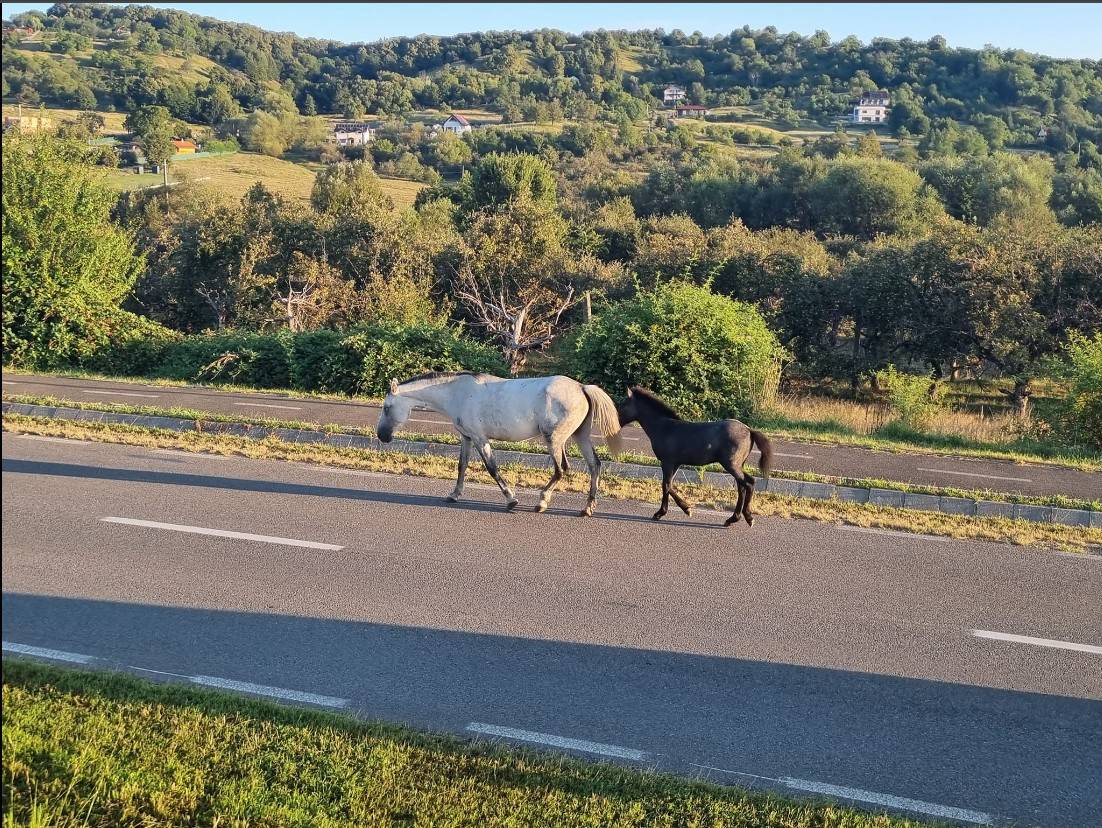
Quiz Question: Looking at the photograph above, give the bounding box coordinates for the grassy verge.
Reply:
[5,414,1099,553]
[5,394,1097,511]
[2,661,932,828]
[5,366,1098,472]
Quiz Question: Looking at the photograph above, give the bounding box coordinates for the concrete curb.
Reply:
[5,402,1098,530]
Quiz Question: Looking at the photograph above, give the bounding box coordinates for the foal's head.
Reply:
[617,386,682,426]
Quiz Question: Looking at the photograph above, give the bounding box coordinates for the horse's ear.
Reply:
[389,378,399,395]
[625,387,633,397]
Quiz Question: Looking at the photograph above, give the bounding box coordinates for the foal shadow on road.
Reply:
[2,458,728,529]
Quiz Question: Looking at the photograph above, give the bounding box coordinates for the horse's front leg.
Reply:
[476,440,519,510]
[447,436,472,502]
[654,466,677,520]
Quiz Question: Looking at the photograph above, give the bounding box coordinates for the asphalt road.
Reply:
[3,433,1100,826]
[4,372,1099,501]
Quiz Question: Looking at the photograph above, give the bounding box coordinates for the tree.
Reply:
[450,202,578,373]
[244,110,291,157]
[465,152,557,213]
[809,157,943,239]
[125,105,172,140]
[856,130,882,158]
[310,160,393,215]
[2,134,159,366]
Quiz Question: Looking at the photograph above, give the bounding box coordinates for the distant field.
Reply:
[2,103,129,134]
[104,151,425,209]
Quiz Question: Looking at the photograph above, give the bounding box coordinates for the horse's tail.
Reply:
[582,384,624,459]
[749,429,773,479]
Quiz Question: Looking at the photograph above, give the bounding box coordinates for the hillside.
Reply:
[3,3,1100,156]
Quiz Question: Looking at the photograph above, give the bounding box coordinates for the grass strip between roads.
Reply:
[5,413,1099,553]
[2,660,933,828]
[4,394,1098,512]
[6,366,1098,472]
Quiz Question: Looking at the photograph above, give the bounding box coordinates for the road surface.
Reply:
[4,372,1099,500]
[2,433,1100,825]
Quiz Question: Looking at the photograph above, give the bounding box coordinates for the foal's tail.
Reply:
[582,384,624,459]
[749,429,773,479]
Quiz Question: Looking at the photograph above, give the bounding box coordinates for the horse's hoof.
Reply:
[506,500,519,511]
[744,514,755,527]
[535,501,548,513]
[652,511,664,521]
[445,495,459,503]
[724,517,738,527]
[579,506,593,518]
[683,506,693,517]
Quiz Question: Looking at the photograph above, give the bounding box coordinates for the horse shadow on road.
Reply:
[2,458,725,530]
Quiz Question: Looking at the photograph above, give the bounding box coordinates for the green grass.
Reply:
[2,660,933,828]
[5,393,1098,512]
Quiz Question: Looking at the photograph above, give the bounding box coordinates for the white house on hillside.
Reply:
[441,113,472,134]
[330,121,375,146]
[663,84,687,106]
[852,90,890,124]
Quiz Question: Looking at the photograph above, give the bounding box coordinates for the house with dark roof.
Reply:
[852,90,891,123]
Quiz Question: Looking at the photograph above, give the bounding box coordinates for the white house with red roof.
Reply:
[441,112,472,134]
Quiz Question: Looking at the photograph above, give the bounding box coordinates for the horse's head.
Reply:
[377,378,416,443]
[617,387,639,427]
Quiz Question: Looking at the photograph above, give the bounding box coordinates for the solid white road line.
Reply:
[916,467,1032,484]
[770,452,814,460]
[2,641,95,664]
[100,517,343,551]
[232,402,303,410]
[2,640,348,708]
[840,526,954,543]
[971,629,1102,655]
[190,675,349,707]
[83,389,160,399]
[2,380,16,385]
[466,722,647,760]
[780,777,993,825]
[692,764,991,825]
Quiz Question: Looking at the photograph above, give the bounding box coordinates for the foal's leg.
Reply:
[741,474,757,526]
[536,437,567,513]
[653,463,679,521]
[719,458,750,527]
[446,436,472,502]
[475,440,518,510]
[667,475,693,516]
[576,432,601,517]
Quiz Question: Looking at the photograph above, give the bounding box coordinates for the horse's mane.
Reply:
[630,386,683,420]
[398,371,498,388]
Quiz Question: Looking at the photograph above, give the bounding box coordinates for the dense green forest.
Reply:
[4,2,1102,154]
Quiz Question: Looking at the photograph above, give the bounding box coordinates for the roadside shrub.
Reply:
[89,324,506,397]
[564,280,787,420]
[1056,332,1102,448]
[874,364,948,430]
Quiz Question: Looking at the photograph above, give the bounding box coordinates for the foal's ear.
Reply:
[625,387,633,397]
[389,378,399,395]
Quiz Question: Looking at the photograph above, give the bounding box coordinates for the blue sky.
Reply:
[3,3,1099,59]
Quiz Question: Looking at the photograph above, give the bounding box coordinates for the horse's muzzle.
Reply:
[377,427,393,443]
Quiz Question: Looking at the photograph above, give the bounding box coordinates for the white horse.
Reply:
[376,372,623,516]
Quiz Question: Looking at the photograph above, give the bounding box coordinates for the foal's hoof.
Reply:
[724,516,739,527]
[681,505,693,517]
[579,504,594,518]
[651,511,665,521]
[506,499,519,511]
[535,501,548,513]
[744,514,755,527]
[445,494,459,503]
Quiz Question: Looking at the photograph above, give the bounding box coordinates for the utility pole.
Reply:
[584,291,592,322]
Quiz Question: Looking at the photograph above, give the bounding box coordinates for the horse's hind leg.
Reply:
[668,478,693,516]
[576,432,601,517]
[741,474,757,526]
[475,440,518,510]
[537,438,567,513]
[654,463,679,521]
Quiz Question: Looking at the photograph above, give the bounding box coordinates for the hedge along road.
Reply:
[4,371,1100,501]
